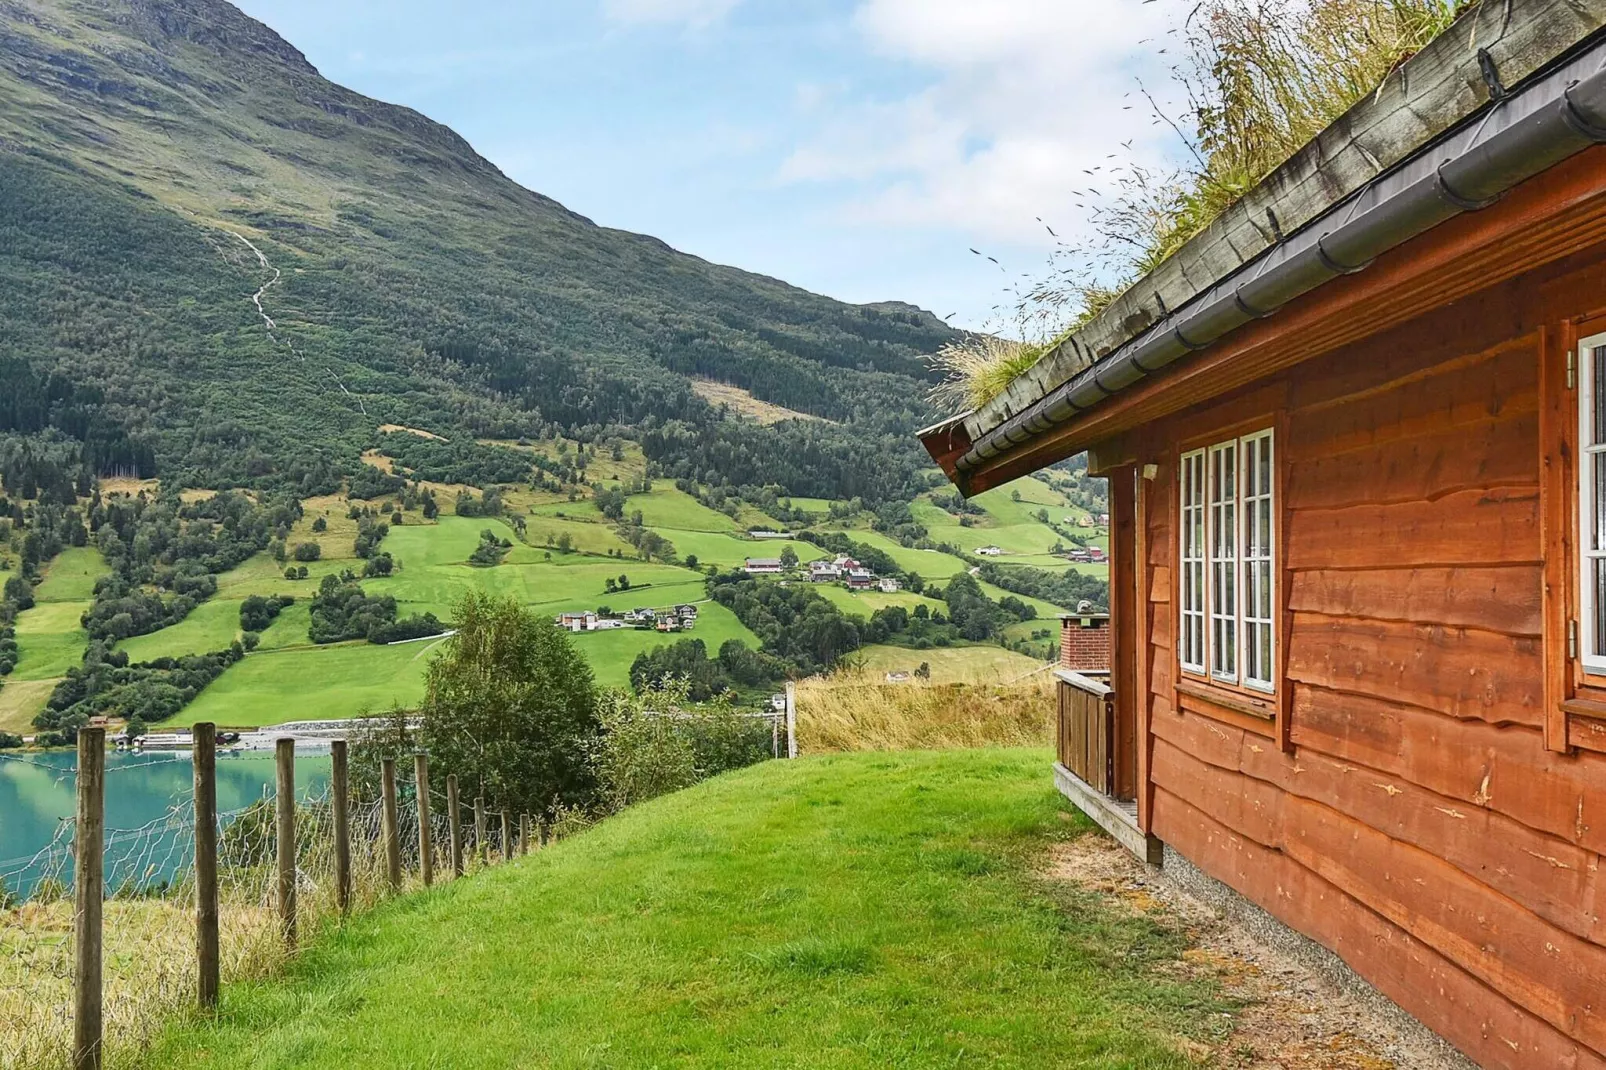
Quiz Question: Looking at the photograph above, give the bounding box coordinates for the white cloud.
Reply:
[601,0,743,27]
[779,0,1181,248]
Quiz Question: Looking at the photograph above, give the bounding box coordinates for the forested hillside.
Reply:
[0,0,958,500]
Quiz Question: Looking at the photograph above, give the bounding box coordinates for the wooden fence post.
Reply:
[785,681,797,759]
[192,723,219,1011]
[446,774,463,878]
[500,808,512,862]
[414,753,433,887]
[330,740,351,915]
[73,726,106,1070]
[474,797,487,866]
[275,738,296,950]
[519,814,530,857]
[380,758,401,892]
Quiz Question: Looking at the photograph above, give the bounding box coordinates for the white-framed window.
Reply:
[1240,431,1276,692]
[1179,428,1277,690]
[1179,449,1206,673]
[1208,440,1239,682]
[1578,332,1606,674]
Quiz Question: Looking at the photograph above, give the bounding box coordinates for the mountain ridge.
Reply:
[0,0,961,503]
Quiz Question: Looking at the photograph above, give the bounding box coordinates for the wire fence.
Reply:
[0,735,528,1070]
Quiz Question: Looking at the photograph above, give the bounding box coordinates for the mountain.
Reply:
[0,0,960,500]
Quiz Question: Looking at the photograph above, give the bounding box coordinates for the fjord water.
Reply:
[0,751,331,899]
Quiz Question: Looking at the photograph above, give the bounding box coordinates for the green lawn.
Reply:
[814,585,946,618]
[146,749,1228,1069]
[118,598,245,662]
[125,520,757,718]
[175,638,444,728]
[836,531,970,579]
[624,485,740,532]
[9,548,110,682]
[32,546,109,601]
[651,529,823,570]
[565,601,758,687]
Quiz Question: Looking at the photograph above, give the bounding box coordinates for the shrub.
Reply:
[293,542,322,562]
[415,592,600,820]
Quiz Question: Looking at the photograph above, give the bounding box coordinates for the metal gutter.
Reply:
[955,36,1606,480]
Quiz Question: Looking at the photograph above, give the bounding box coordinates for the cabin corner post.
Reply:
[1541,321,1575,754]
[1109,462,1140,803]
[1134,459,1156,834]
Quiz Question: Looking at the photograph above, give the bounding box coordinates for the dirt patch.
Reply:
[378,423,446,441]
[1046,834,1461,1069]
[691,378,829,425]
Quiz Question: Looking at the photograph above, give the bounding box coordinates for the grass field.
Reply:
[623,486,739,532]
[650,529,823,570]
[834,530,970,579]
[2,548,112,733]
[145,750,1228,1069]
[8,547,108,682]
[116,516,763,722]
[174,637,446,728]
[814,585,946,618]
[848,643,1048,683]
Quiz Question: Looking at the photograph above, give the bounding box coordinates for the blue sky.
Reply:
[233,0,1180,332]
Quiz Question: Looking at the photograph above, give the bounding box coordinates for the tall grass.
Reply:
[0,789,483,1069]
[957,0,1471,415]
[926,335,1052,415]
[795,665,1055,753]
[1152,0,1469,263]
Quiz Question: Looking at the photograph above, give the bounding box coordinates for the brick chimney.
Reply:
[1060,609,1111,673]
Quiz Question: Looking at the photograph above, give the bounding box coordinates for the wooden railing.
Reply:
[1056,670,1115,797]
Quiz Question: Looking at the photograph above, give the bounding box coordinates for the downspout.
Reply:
[955,42,1606,486]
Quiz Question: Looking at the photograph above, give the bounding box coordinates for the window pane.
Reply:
[1594,345,1606,445]
[1596,453,1606,552]
[1597,559,1606,658]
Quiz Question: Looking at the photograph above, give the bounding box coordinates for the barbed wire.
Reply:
[0,779,495,1070]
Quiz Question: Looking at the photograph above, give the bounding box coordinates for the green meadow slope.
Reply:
[145,749,1229,1069]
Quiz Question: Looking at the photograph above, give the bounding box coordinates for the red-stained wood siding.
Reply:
[1129,254,1606,1067]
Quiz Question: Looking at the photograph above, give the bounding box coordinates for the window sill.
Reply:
[1562,697,1606,754]
[1176,679,1276,738]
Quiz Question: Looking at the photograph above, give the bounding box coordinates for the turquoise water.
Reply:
[0,750,331,899]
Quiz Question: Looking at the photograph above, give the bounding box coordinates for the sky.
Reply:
[231,0,1184,333]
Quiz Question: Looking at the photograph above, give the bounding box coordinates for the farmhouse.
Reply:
[555,612,598,633]
[878,577,901,593]
[918,4,1606,1066]
[743,558,784,575]
[845,568,875,590]
[808,560,841,582]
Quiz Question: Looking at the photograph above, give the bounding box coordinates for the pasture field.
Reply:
[2,548,111,731]
[622,486,739,532]
[653,529,823,570]
[146,750,1227,1069]
[110,515,761,722]
[118,598,245,662]
[813,585,946,618]
[174,637,445,728]
[832,531,969,579]
[9,548,110,682]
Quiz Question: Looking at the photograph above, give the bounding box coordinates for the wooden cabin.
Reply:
[919,4,1606,1066]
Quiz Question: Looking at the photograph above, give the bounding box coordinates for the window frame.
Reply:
[1579,331,1606,676]
[1178,448,1207,675]
[1240,430,1277,693]
[1177,426,1277,696]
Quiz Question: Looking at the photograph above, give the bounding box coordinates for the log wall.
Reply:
[1133,253,1606,1069]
